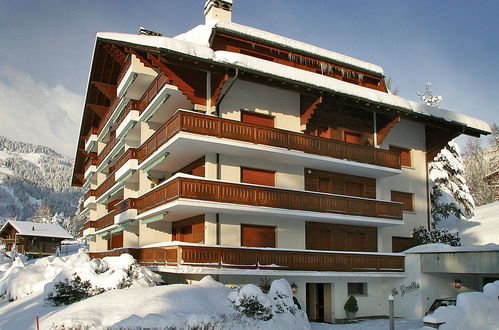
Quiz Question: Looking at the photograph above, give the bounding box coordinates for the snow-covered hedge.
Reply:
[0,252,162,301]
[423,280,499,330]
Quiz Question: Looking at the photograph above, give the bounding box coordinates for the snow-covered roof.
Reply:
[175,21,384,76]
[96,32,491,134]
[404,243,499,254]
[0,220,73,239]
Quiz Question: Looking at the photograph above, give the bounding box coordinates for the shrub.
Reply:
[344,295,358,313]
[258,277,272,294]
[228,284,273,321]
[45,275,98,306]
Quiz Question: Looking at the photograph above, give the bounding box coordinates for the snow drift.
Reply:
[0,252,161,301]
[423,280,499,330]
[41,276,310,330]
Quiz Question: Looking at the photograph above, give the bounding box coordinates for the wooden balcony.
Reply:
[83,189,96,201]
[131,176,403,220]
[94,210,116,230]
[138,110,401,169]
[89,244,405,272]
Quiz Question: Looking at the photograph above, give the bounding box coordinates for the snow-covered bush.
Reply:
[412,226,461,246]
[268,279,297,315]
[344,295,359,313]
[258,277,272,294]
[229,284,273,320]
[0,252,162,301]
[45,275,95,306]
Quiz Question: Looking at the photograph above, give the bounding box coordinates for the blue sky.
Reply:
[0,0,497,156]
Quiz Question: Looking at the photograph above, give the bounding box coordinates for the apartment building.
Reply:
[72,0,490,321]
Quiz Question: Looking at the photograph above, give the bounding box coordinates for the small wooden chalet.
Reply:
[0,220,73,257]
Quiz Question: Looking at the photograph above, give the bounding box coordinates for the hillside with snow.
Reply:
[0,136,83,222]
[437,202,499,245]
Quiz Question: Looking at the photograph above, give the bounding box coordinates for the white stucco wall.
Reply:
[377,119,429,251]
[219,80,301,132]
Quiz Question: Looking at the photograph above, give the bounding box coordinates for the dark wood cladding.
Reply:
[137,110,401,169]
[134,176,403,220]
[172,215,205,243]
[212,34,387,92]
[241,224,276,248]
[306,222,377,252]
[305,169,376,199]
[241,167,275,186]
[176,157,205,177]
[392,236,416,253]
[89,244,404,272]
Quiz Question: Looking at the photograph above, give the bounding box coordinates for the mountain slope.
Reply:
[0,136,83,221]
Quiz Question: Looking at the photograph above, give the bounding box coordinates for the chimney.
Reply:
[204,0,233,23]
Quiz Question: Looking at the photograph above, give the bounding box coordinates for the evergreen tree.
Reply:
[463,138,496,206]
[417,82,443,107]
[32,203,53,223]
[429,142,475,225]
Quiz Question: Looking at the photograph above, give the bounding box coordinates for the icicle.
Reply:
[251,43,256,49]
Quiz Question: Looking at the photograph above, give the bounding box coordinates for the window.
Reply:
[392,236,416,252]
[391,191,414,212]
[389,145,412,167]
[241,224,276,248]
[172,215,205,243]
[344,131,361,144]
[345,182,364,197]
[241,167,275,186]
[348,283,367,296]
[241,110,274,128]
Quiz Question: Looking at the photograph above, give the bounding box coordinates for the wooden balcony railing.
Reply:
[89,244,405,272]
[93,210,116,230]
[137,110,401,169]
[115,100,141,131]
[97,133,119,165]
[137,73,168,113]
[82,221,95,230]
[83,157,98,173]
[84,189,96,201]
[95,171,116,198]
[132,176,403,220]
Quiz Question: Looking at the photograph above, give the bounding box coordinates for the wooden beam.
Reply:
[87,103,108,117]
[300,95,323,126]
[102,43,126,65]
[91,81,116,101]
[211,73,229,104]
[377,116,401,145]
[148,54,206,105]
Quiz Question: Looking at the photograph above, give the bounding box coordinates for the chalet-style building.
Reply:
[72,0,491,321]
[0,220,73,257]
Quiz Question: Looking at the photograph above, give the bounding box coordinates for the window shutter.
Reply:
[391,191,414,212]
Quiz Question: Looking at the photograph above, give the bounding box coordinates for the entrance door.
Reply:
[306,283,333,322]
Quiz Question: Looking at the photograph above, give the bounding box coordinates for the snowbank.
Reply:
[437,202,499,245]
[0,252,161,301]
[42,276,310,330]
[422,281,499,330]
[404,242,499,254]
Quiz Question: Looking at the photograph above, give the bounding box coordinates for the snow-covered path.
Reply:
[311,318,423,329]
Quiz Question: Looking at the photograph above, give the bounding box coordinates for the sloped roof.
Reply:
[0,220,73,239]
[95,31,491,135]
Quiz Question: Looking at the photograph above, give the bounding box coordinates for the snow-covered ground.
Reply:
[0,253,309,329]
[311,318,423,329]
[438,202,499,245]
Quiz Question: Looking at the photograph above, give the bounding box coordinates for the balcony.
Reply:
[117,54,158,100]
[69,175,398,232]
[83,189,97,209]
[89,244,405,273]
[138,110,401,178]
